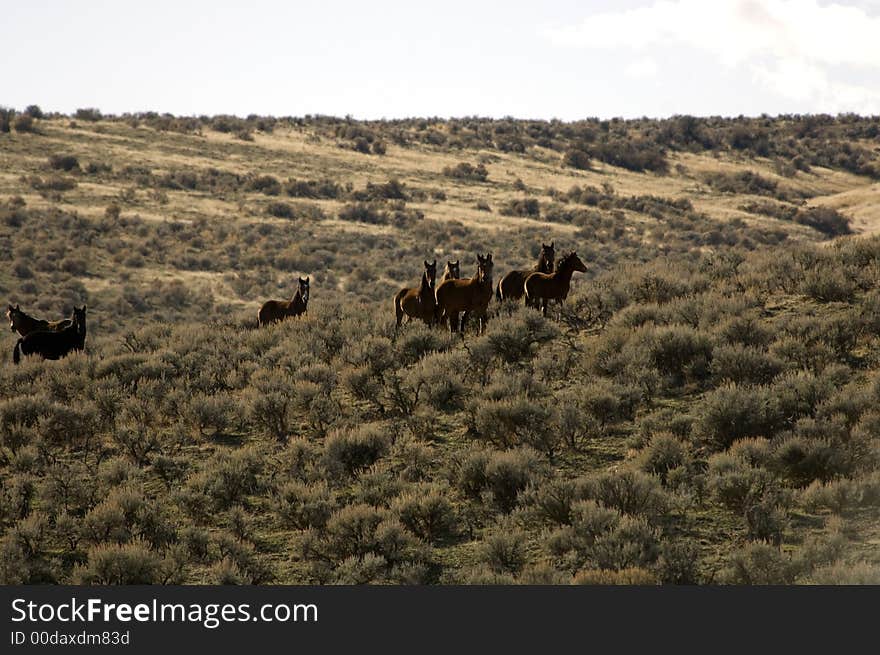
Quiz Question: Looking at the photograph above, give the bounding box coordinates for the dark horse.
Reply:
[524,251,587,316]
[259,277,309,327]
[435,253,494,334]
[7,304,72,337]
[394,260,436,327]
[13,306,86,364]
[496,242,555,302]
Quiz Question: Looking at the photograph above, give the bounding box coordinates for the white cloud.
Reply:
[625,57,660,79]
[544,1,880,112]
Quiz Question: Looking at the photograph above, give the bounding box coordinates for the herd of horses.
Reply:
[394,243,587,333]
[5,244,586,363]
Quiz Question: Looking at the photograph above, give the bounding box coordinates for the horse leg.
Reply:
[449,311,459,333]
[460,311,470,334]
[395,292,405,327]
[541,299,548,317]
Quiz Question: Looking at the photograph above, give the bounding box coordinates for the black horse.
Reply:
[13,306,87,364]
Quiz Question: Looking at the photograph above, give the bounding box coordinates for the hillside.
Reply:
[0,110,879,584]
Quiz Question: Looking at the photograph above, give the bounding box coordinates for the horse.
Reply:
[437,260,460,287]
[524,251,587,317]
[496,242,555,302]
[435,253,494,334]
[394,260,436,327]
[395,270,436,327]
[13,306,86,364]
[7,304,72,337]
[434,260,460,326]
[258,277,309,327]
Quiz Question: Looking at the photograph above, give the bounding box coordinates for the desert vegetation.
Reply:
[0,109,878,584]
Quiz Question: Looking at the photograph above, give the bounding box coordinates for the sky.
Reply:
[3,0,880,120]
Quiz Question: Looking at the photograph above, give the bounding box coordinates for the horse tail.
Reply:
[394,289,405,327]
[13,339,22,365]
[495,279,503,302]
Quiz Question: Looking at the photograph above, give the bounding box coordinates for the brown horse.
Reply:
[437,260,460,287]
[7,304,72,337]
[434,260,460,326]
[258,277,309,327]
[395,270,436,327]
[435,253,494,334]
[524,251,587,316]
[394,260,436,327]
[496,242,555,302]
[14,306,86,364]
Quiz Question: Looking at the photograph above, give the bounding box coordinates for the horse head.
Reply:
[477,253,494,283]
[561,251,587,274]
[298,277,310,305]
[424,259,437,288]
[539,242,556,273]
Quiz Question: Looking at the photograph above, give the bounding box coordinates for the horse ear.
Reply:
[305,277,309,283]
[550,241,554,248]
[424,260,429,268]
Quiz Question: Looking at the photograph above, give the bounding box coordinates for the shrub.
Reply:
[300,504,430,583]
[800,266,856,302]
[403,351,468,412]
[710,344,783,385]
[480,523,528,574]
[485,448,543,513]
[698,385,780,450]
[74,541,165,585]
[247,370,295,440]
[563,149,591,170]
[472,398,559,458]
[770,435,847,487]
[707,451,777,514]
[392,484,457,543]
[75,108,103,122]
[0,107,13,132]
[321,424,390,478]
[442,162,489,182]
[545,501,659,571]
[635,433,693,484]
[644,325,713,385]
[266,201,295,219]
[718,542,798,584]
[284,178,342,199]
[48,154,80,171]
[794,207,851,237]
[800,472,880,514]
[582,470,669,520]
[182,393,240,440]
[276,481,336,530]
[500,198,540,218]
[247,175,281,195]
[807,561,880,584]
[573,567,658,584]
[188,446,263,509]
[13,114,35,133]
[521,477,592,526]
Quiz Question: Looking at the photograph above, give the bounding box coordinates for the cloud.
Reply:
[624,57,659,79]
[544,1,880,112]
